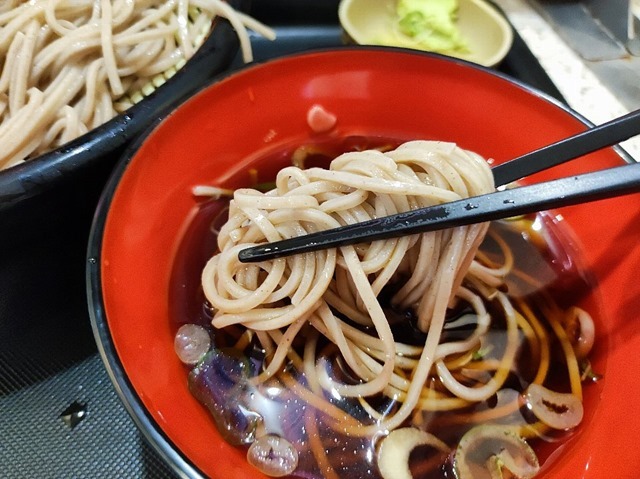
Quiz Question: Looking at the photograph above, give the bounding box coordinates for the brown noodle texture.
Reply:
[0,0,274,169]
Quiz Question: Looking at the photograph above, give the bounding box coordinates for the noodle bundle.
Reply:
[203,141,497,427]
[193,140,595,478]
[0,0,274,170]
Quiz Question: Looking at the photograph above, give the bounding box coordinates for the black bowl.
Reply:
[0,10,243,388]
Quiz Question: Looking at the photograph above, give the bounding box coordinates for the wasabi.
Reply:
[379,0,469,53]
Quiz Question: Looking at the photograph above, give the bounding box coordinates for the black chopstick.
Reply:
[238,109,640,263]
[238,162,640,262]
[492,108,640,186]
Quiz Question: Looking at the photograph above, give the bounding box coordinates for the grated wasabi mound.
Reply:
[379,0,469,53]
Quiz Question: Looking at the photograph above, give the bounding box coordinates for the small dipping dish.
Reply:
[338,0,514,67]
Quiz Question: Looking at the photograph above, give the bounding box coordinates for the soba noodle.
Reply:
[0,0,275,170]
[188,140,595,478]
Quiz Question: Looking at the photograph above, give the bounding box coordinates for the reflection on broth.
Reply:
[170,138,602,479]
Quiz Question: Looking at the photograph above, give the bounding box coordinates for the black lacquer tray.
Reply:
[0,2,564,477]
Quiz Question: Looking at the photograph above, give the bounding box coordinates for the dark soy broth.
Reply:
[169,137,605,479]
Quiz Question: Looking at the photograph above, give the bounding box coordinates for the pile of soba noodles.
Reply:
[176,141,597,479]
[0,0,274,170]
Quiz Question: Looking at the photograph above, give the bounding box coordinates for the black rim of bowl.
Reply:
[0,8,243,214]
[86,45,635,479]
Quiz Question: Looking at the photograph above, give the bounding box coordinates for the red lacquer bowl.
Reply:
[87,48,640,479]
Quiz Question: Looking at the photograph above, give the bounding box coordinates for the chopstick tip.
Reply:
[238,247,257,263]
[238,244,279,263]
